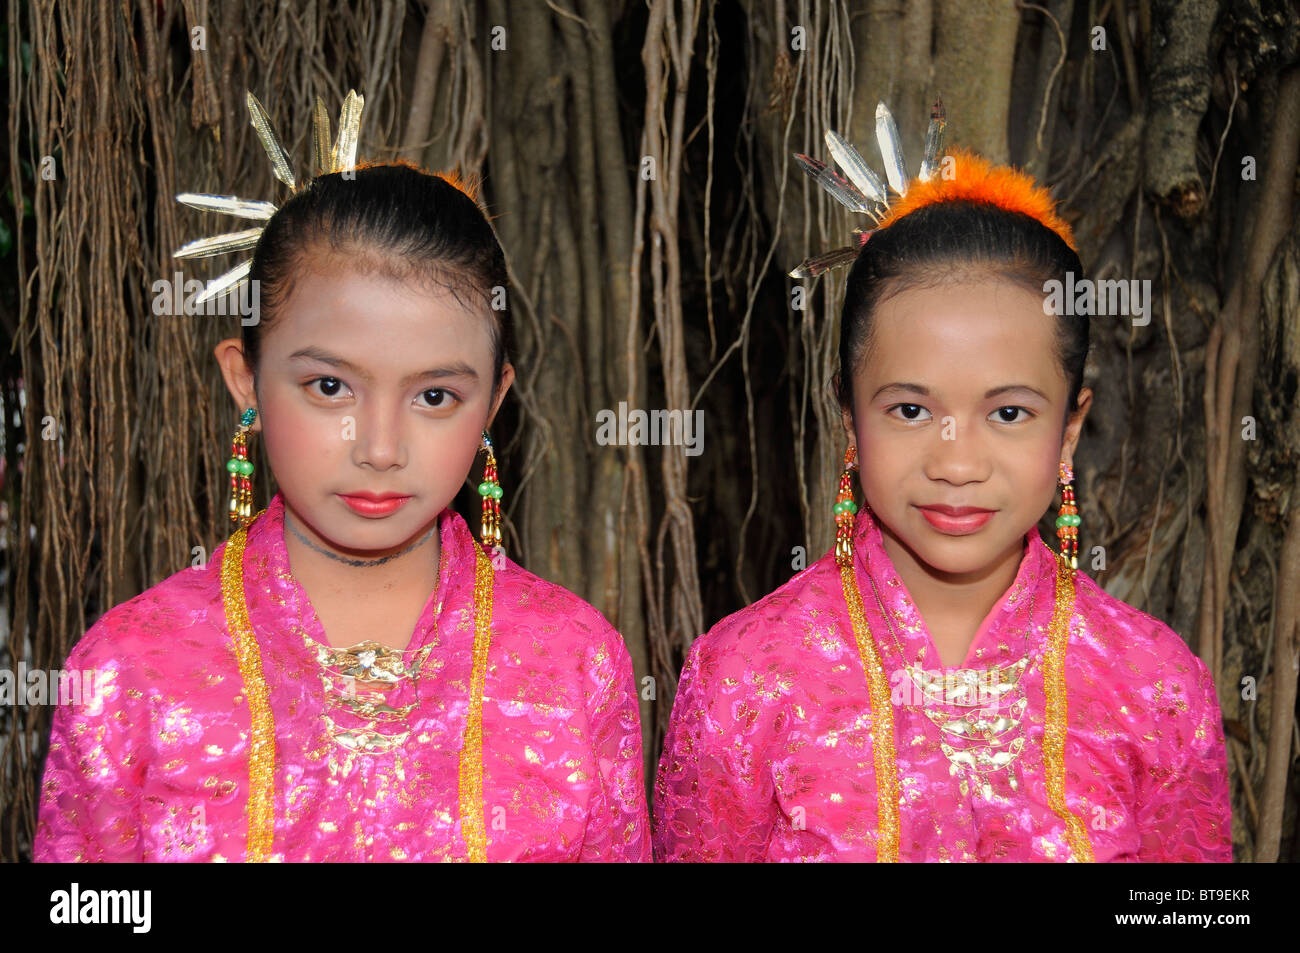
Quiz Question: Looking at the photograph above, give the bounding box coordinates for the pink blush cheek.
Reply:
[416,423,486,506]
[850,428,906,505]
[257,408,348,498]
[416,448,475,509]
[1034,442,1066,498]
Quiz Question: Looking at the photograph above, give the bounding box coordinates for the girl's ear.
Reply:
[485,362,515,431]
[833,372,857,445]
[1059,386,1093,467]
[214,338,261,431]
[840,404,856,445]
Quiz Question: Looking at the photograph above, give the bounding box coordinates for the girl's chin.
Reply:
[912,533,1029,577]
[880,522,1004,573]
[288,503,443,555]
[914,549,996,577]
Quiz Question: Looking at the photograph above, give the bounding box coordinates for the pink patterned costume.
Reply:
[654,505,1231,862]
[36,494,650,862]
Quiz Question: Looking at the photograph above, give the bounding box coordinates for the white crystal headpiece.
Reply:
[789,99,946,278]
[172,89,365,305]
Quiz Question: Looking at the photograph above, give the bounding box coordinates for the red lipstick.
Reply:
[916,504,995,535]
[338,492,412,517]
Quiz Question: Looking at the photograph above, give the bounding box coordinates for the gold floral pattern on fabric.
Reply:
[866,575,1041,798]
[224,513,498,854]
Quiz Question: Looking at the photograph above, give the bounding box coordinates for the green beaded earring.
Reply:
[226,407,257,528]
[833,445,859,567]
[1055,461,1080,569]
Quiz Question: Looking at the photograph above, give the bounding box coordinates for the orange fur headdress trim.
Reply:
[788,102,1078,278]
[353,157,483,205]
[877,147,1076,252]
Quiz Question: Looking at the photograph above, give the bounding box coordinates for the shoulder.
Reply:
[690,549,841,669]
[51,548,230,729]
[1066,568,1219,737]
[67,546,228,673]
[1069,568,1206,682]
[490,554,635,695]
[676,550,845,712]
[1067,569,1228,817]
[493,555,617,643]
[444,503,616,648]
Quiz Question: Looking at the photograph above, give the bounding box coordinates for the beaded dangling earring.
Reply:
[833,446,860,567]
[477,431,503,554]
[1056,461,1080,569]
[226,408,257,528]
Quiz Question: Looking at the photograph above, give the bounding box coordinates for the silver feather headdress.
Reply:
[789,99,946,279]
[173,89,365,305]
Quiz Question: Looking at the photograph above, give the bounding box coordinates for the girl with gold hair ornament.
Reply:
[654,102,1230,862]
[35,91,649,862]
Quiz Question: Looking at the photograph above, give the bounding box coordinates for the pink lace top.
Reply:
[653,505,1232,862]
[35,494,650,862]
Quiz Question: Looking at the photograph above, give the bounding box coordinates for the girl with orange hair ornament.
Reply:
[653,102,1230,862]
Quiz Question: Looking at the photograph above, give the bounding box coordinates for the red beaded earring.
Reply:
[1056,461,1080,569]
[226,408,257,528]
[833,446,859,567]
[477,431,503,554]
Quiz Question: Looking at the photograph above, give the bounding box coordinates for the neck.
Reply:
[876,519,1025,660]
[281,502,442,601]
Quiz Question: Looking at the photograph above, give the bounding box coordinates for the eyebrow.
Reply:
[871,382,1050,402]
[288,346,480,386]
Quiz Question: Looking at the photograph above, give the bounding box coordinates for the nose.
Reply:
[922,416,992,485]
[351,402,407,471]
